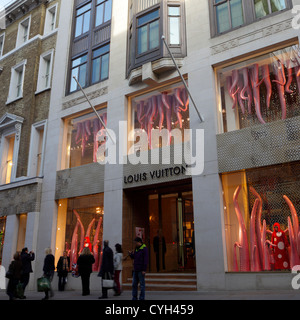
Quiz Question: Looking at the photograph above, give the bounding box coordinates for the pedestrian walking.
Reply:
[113,243,123,296]
[42,248,55,300]
[20,247,35,297]
[77,247,95,296]
[57,251,70,291]
[98,240,114,299]
[129,237,149,300]
[6,252,23,300]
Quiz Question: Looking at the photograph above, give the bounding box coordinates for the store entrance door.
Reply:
[148,191,195,273]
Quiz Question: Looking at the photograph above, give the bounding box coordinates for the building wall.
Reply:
[34,0,300,292]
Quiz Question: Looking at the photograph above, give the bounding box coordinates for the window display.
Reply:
[65,109,107,168]
[0,217,6,265]
[222,162,300,272]
[217,44,300,133]
[130,83,190,150]
[55,194,104,272]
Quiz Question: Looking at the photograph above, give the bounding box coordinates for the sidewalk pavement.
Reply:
[0,289,300,300]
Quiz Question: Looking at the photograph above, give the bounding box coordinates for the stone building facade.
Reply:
[0,0,60,289]
[1,0,300,293]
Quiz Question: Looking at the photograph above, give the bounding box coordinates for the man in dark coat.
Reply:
[153,230,166,272]
[129,237,149,300]
[20,247,35,296]
[98,240,114,299]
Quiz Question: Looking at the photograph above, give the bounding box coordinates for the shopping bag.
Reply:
[103,279,114,288]
[71,263,79,278]
[37,276,50,292]
[102,272,114,288]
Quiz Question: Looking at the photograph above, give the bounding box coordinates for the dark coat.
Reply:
[130,244,149,272]
[98,246,114,277]
[77,254,95,276]
[153,236,166,253]
[43,254,55,276]
[8,260,22,280]
[20,251,35,274]
[57,256,70,277]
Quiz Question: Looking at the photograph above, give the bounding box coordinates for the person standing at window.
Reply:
[57,251,70,291]
[77,247,95,296]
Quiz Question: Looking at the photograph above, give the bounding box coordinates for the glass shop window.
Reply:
[130,83,190,151]
[216,44,300,133]
[222,162,300,272]
[55,194,104,271]
[0,217,6,265]
[65,109,107,169]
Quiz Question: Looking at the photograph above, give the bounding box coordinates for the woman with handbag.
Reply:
[77,247,95,296]
[42,248,55,300]
[113,243,123,296]
[98,240,114,299]
[6,252,23,300]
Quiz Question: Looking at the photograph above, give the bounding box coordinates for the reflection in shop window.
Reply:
[130,83,190,151]
[222,162,300,272]
[0,217,6,265]
[65,109,107,169]
[217,44,300,133]
[254,0,287,18]
[55,194,104,272]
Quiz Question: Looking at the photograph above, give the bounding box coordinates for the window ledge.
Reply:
[0,176,43,192]
[35,87,51,95]
[6,96,23,105]
[128,57,184,86]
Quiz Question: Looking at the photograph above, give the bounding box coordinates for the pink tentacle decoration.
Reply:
[93,216,103,272]
[86,218,95,238]
[180,88,189,111]
[147,97,157,149]
[250,199,261,271]
[250,64,265,124]
[173,94,183,129]
[288,216,300,269]
[295,66,300,96]
[261,65,272,109]
[227,72,239,110]
[272,61,287,120]
[237,76,245,114]
[70,220,79,267]
[73,209,85,254]
[93,118,100,163]
[283,195,299,255]
[157,95,164,132]
[285,60,294,94]
[249,187,263,269]
[233,185,250,272]
[162,93,172,146]
[137,101,146,129]
[75,122,82,144]
[240,68,253,114]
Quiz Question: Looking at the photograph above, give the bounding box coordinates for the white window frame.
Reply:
[6,60,27,104]
[16,16,31,48]
[36,50,54,94]
[44,4,58,35]
[27,120,47,178]
[0,33,5,57]
[0,113,23,185]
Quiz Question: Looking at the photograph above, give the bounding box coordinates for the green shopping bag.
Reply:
[37,276,50,292]
[15,281,24,298]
